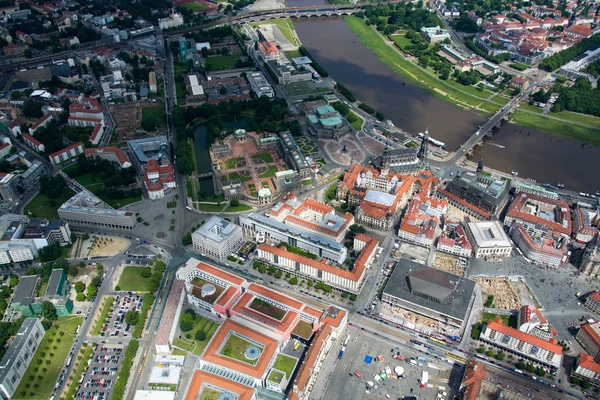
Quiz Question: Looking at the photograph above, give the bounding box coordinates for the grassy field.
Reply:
[292,320,314,339]
[196,203,226,212]
[24,190,74,219]
[14,316,83,400]
[481,312,518,328]
[179,1,210,11]
[518,103,545,114]
[226,157,245,169]
[268,370,285,384]
[442,78,495,100]
[390,34,413,50]
[176,81,186,105]
[349,111,363,130]
[62,344,94,400]
[205,54,241,70]
[91,296,115,336]
[228,171,252,182]
[117,266,153,292]
[345,16,498,116]
[301,179,313,186]
[250,18,299,47]
[225,204,253,212]
[284,50,303,59]
[258,166,279,178]
[172,316,219,356]
[251,153,274,163]
[64,170,140,209]
[220,334,260,365]
[512,110,600,146]
[141,106,166,130]
[551,111,600,129]
[273,354,297,378]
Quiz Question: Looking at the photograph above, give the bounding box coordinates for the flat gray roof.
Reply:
[0,318,42,382]
[383,259,476,321]
[364,190,396,207]
[243,213,345,253]
[194,216,240,244]
[46,269,63,297]
[12,275,37,304]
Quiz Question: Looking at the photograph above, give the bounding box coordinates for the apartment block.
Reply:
[577,321,600,363]
[481,318,563,369]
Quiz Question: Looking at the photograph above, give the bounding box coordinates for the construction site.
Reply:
[471,276,523,310]
[108,102,163,141]
[432,252,467,277]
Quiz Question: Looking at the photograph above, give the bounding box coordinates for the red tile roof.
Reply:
[290,324,333,400]
[580,322,600,347]
[84,147,130,168]
[231,292,299,334]
[214,286,239,308]
[506,193,571,235]
[89,123,103,143]
[578,352,600,375]
[196,261,245,286]
[49,141,83,158]
[185,370,254,400]
[22,133,42,147]
[463,361,486,400]
[30,114,52,131]
[247,282,303,310]
[0,143,10,151]
[200,319,279,379]
[486,318,562,354]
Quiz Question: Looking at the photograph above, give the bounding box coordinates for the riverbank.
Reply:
[344,16,502,117]
[511,110,600,147]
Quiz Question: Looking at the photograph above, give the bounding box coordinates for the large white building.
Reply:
[465,220,512,260]
[192,216,244,259]
[480,318,563,369]
[0,318,45,399]
[58,191,136,230]
[247,72,274,98]
[239,212,347,264]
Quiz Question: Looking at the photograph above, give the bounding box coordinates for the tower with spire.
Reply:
[380,136,390,176]
[418,127,429,170]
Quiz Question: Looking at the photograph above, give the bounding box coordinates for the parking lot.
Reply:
[76,343,124,400]
[100,294,143,338]
[319,327,456,400]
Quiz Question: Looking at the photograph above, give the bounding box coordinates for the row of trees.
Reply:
[540,33,600,72]
[551,76,600,117]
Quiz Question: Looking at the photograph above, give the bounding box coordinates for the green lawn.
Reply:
[249,298,286,320]
[65,167,140,209]
[273,354,297,378]
[442,78,495,100]
[512,110,600,146]
[176,81,187,105]
[91,296,115,336]
[390,34,413,50]
[491,95,511,105]
[206,54,241,71]
[220,334,261,365]
[172,316,219,356]
[196,203,226,212]
[141,106,166,131]
[482,312,518,328]
[292,320,313,339]
[178,1,209,11]
[251,153,274,163]
[518,103,545,114]
[14,316,83,400]
[268,370,285,384]
[250,18,299,46]
[117,266,153,292]
[258,166,279,178]
[225,204,253,212]
[62,344,94,400]
[301,179,313,186]
[284,50,303,59]
[345,17,498,116]
[228,172,252,182]
[225,157,245,169]
[550,111,600,129]
[24,190,74,219]
[349,111,363,131]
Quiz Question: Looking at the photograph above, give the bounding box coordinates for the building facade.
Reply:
[58,191,136,230]
[0,318,45,399]
[440,171,509,219]
[480,319,563,369]
[465,221,512,260]
[572,353,600,389]
[577,322,600,363]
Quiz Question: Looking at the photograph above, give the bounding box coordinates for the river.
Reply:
[293,18,600,193]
